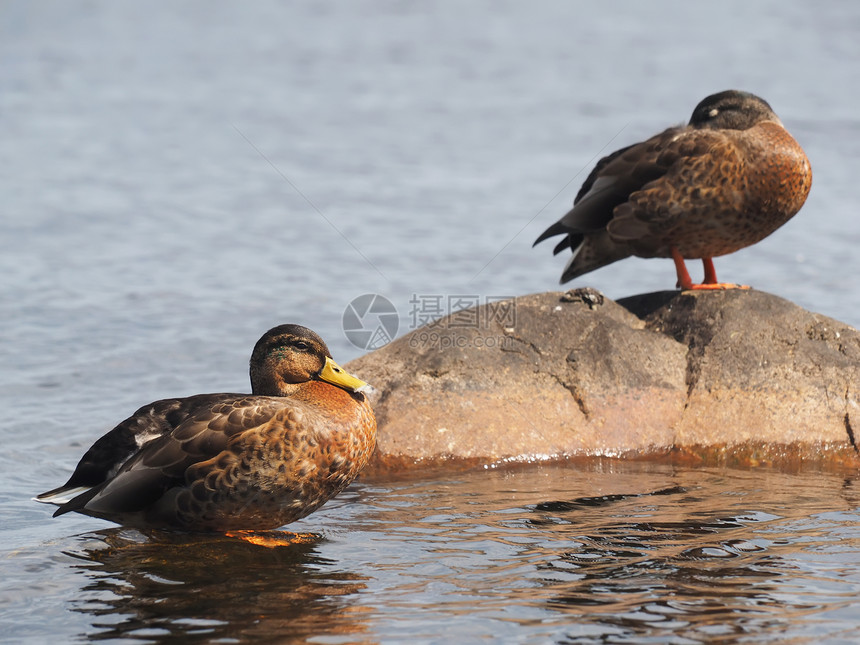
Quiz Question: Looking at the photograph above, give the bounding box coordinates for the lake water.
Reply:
[2,1,859,643]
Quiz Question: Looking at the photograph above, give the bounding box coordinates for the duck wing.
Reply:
[535,127,689,249]
[51,396,284,522]
[537,126,738,282]
[37,393,245,503]
[606,129,743,255]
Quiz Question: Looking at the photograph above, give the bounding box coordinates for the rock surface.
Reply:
[346,289,860,473]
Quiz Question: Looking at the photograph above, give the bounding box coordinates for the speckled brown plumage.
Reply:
[37,324,376,532]
[534,90,813,289]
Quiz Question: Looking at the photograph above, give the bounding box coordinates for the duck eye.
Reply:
[292,341,310,351]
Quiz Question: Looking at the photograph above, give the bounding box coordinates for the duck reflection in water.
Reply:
[65,527,372,642]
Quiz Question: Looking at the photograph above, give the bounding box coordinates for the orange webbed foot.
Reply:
[672,250,751,291]
[681,282,751,291]
[224,530,319,548]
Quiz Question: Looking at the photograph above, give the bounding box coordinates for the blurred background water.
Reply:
[2,1,859,643]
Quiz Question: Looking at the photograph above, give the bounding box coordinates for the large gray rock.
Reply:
[347,289,860,473]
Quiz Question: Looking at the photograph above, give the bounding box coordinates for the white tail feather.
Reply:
[33,486,92,506]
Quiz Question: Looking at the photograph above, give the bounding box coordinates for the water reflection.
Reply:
[526,472,860,642]
[53,465,860,643]
[64,529,371,643]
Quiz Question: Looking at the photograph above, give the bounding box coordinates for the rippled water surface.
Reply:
[2,1,860,643]
[8,464,860,643]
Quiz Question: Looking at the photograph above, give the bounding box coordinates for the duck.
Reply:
[534,90,812,289]
[36,324,377,532]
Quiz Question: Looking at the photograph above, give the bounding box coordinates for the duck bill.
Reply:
[318,356,369,392]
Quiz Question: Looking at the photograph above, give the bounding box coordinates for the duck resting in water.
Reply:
[36,324,376,532]
[534,90,812,289]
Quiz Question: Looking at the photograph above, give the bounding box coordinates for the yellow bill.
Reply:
[318,356,369,392]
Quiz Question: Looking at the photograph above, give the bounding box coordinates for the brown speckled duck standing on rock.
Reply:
[535,90,813,289]
[36,324,376,532]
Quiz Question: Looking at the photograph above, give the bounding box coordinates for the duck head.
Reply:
[689,89,781,130]
[250,324,368,396]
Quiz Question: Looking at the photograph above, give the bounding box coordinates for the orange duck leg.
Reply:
[672,247,750,291]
